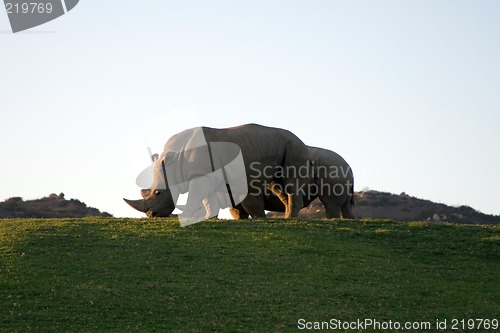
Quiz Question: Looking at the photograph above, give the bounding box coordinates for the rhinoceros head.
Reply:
[124,154,177,217]
[124,188,176,217]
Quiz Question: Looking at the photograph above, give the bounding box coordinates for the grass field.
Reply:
[1,218,498,332]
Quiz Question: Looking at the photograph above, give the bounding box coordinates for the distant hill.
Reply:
[0,193,112,218]
[269,190,500,225]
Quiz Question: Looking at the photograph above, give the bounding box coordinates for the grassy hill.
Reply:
[1,218,498,332]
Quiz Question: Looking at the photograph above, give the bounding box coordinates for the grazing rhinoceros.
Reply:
[124,124,310,221]
[229,146,355,219]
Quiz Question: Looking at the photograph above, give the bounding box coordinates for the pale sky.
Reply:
[1,1,499,218]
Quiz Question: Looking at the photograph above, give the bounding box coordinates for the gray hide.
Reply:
[229,146,355,219]
[124,123,310,220]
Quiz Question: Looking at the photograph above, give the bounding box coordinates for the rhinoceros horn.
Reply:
[123,198,147,213]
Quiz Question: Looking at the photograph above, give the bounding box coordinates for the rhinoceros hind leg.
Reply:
[285,193,303,218]
[320,197,342,219]
[341,195,355,219]
[267,180,288,206]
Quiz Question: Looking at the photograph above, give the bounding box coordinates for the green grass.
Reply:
[0,218,498,332]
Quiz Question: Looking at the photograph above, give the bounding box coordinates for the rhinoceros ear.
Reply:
[123,198,147,213]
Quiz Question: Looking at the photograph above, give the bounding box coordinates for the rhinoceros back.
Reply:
[200,124,309,191]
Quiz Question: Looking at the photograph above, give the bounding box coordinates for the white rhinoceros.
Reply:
[229,146,355,219]
[124,123,310,221]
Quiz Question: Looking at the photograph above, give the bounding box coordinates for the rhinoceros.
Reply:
[229,146,355,219]
[124,123,310,220]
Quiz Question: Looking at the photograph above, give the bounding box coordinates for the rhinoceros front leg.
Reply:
[202,191,231,219]
[202,195,219,219]
[240,195,267,218]
[180,175,216,221]
[229,204,250,220]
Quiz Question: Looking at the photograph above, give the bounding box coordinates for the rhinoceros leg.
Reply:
[285,193,304,218]
[324,203,342,218]
[340,194,355,219]
[267,180,288,206]
[280,167,306,218]
[181,175,215,219]
[240,195,266,218]
[202,194,221,219]
[341,203,354,218]
[229,204,250,220]
[319,195,342,218]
